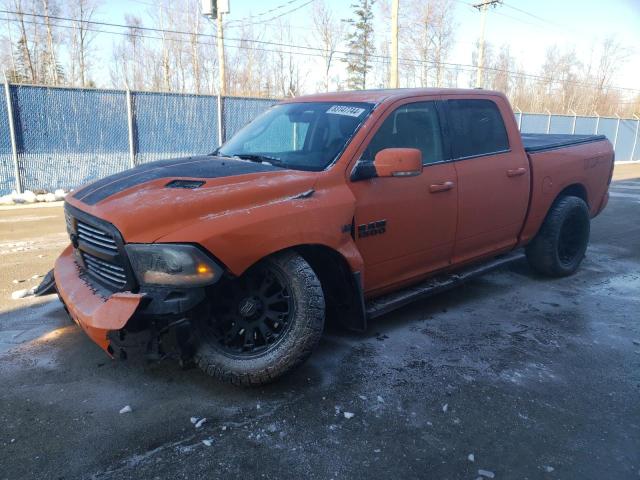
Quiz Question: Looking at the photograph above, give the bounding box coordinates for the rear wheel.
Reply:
[194,251,325,386]
[526,195,590,277]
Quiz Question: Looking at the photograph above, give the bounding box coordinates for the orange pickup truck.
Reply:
[54,88,614,385]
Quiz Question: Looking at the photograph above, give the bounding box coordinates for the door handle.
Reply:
[429,181,455,193]
[506,167,527,177]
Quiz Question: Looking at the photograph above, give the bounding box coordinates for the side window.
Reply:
[447,99,509,158]
[364,101,445,165]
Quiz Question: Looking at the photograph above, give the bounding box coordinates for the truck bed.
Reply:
[522,133,607,153]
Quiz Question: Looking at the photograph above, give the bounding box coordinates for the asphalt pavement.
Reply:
[0,175,639,480]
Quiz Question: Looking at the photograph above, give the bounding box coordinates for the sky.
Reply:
[96,0,640,92]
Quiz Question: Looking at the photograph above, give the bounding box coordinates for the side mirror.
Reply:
[374,148,423,178]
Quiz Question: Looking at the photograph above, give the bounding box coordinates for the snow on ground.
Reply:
[0,189,66,206]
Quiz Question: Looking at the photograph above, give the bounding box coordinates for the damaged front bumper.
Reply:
[54,244,143,354]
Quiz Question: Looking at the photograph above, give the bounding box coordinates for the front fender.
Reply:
[156,182,363,277]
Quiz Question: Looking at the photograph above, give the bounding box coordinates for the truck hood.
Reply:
[66,155,318,243]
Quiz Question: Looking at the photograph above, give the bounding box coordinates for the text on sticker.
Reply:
[326,105,366,118]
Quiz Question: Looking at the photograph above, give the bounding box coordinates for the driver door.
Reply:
[348,99,458,295]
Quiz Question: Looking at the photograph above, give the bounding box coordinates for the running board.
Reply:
[365,251,525,319]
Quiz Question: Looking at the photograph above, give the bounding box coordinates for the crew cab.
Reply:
[54,88,614,385]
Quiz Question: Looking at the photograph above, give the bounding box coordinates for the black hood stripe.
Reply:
[73,156,283,205]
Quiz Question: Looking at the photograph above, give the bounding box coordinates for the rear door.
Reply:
[442,96,530,263]
[348,98,458,294]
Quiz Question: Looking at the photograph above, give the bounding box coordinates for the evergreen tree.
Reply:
[343,0,375,90]
[11,38,32,83]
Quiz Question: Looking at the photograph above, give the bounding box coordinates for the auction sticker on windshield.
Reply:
[326,105,366,117]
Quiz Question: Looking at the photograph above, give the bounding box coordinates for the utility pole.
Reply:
[216,8,226,96]
[473,0,501,89]
[202,0,229,95]
[390,0,399,88]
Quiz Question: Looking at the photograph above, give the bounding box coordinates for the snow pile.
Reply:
[190,417,207,429]
[0,189,68,206]
[478,469,495,479]
[11,287,36,300]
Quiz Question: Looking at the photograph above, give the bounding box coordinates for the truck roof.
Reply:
[281,88,504,104]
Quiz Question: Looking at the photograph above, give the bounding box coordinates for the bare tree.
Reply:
[430,0,455,87]
[488,44,514,95]
[403,0,455,87]
[226,22,269,96]
[471,40,493,90]
[311,0,345,92]
[41,0,61,85]
[67,0,99,87]
[111,14,145,89]
[1,14,19,81]
[187,5,202,94]
[590,37,629,113]
[272,20,302,97]
[405,0,432,86]
[11,0,37,82]
[156,6,172,91]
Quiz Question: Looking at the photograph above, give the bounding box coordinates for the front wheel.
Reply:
[194,251,325,386]
[526,195,590,277]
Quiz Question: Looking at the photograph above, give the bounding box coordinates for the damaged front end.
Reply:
[54,203,223,362]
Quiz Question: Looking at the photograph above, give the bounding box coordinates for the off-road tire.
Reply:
[195,251,325,386]
[526,195,590,277]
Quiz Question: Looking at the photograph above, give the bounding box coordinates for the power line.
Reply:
[502,2,563,27]
[226,0,316,26]
[494,1,593,38]
[227,0,312,24]
[2,10,639,94]
[0,8,321,55]
[127,0,313,24]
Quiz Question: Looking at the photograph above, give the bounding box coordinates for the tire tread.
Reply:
[195,251,325,386]
[525,195,590,277]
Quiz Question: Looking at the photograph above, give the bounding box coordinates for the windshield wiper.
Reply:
[209,148,234,158]
[232,154,284,167]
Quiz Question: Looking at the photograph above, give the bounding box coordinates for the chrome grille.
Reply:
[66,207,132,291]
[64,211,73,234]
[81,251,127,289]
[76,221,118,252]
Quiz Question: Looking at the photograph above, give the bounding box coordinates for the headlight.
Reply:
[125,244,223,287]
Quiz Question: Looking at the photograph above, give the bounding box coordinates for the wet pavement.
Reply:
[0,178,639,480]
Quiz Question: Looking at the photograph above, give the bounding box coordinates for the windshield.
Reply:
[217,102,374,171]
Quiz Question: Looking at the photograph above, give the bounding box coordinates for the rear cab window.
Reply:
[446,99,510,159]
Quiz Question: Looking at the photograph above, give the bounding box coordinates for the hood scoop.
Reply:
[165,179,205,189]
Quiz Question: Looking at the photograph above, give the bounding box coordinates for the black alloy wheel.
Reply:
[194,251,325,385]
[203,265,294,357]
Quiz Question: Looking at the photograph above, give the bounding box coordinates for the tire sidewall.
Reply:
[195,253,324,384]
[553,198,590,274]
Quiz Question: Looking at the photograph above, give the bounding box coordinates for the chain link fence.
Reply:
[222,96,277,140]
[0,87,15,194]
[133,91,221,164]
[9,86,132,193]
[515,111,640,162]
[0,84,638,196]
[0,84,278,195]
